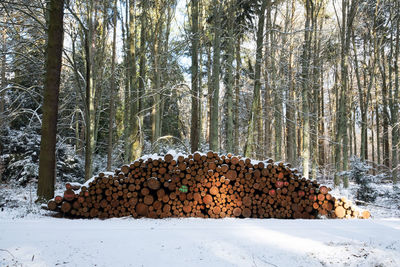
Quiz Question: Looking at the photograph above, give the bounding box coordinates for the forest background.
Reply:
[0,0,399,200]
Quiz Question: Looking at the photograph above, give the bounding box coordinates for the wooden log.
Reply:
[242,207,251,218]
[225,169,237,181]
[334,206,346,218]
[193,192,202,203]
[148,177,161,190]
[65,182,81,191]
[242,196,252,207]
[164,154,173,163]
[319,186,329,195]
[121,165,130,175]
[203,194,213,205]
[210,186,219,195]
[144,195,154,206]
[233,207,242,217]
[212,206,221,216]
[136,203,149,216]
[63,189,76,202]
[361,210,370,219]
[61,201,71,213]
[54,195,63,204]
[141,187,150,196]
[47,200,58,211]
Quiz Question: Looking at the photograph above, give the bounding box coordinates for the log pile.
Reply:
[333,197,371,219]
[47,152,369,219]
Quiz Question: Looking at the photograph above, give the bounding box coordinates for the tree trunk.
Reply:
[317,3,326,167]
[379,49,390,169]
[151,1,165,147]
[352,32,369,161]
[92,2,108,157]
[84,0,97,181]
[209,1,222,151]
[371,0,380,171]
[286,0,296,165]
[392,1,400,183]
[151,39,161,144]
[318,67,325,166]
[234,37,241,154]
[275,3,288,162]
[0,18,6,128]
[158,5,171,139]
[376,89,380,166]
[353,108,357,156]
[190,0,200,153]
[334,0,358,187]
[129,0,142,161]
[37,0,64,201]
[265,1,274,159]
[301,0,312,180]
[244,0,267,157]
[371,109,376,172]
[198,0,204,144]
[74,102,81,154]
[122,0,131,163]
[224,1,234,153]
[137,0,146,157]
[311,3,323,180]
[206,44,212,144]
[107,0,117,171]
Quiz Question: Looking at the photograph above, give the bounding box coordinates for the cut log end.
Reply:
[47,200,58,211]
[148,177,161,191]
[361,210,371,219]
[335,206,346,218]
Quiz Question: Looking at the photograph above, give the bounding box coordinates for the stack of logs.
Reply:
[333,197,370,219]
[47,152,370,219]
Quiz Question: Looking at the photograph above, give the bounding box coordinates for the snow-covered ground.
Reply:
[1,183,400,267]
[0,216,399,267]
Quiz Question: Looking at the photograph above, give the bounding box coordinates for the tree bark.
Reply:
[122,0,131,163]
[190,0,200,153]
[334,0,358,187]
[285,0,296,165]
[37,0,64,201]
[352,32,370,161]
[224,0,234,153]
[376,88,380,166]
[311,3,323,180]
[84,0,97,181]
[392,1,400,183]
[198,0,204,144]
[209,1,222,151]
[234,37,241,154]
[275,3,287,162]
[136,0,146,158]
[206,44,212,144]
[379,48,390,169]
[151,1,165,147]
[0,17,6,128]
[371,108,376,172]
[129,0,142,161]
[244,0,267,157]
[264,1,273,159]
[301,0,312,180]
[107,0,117,171]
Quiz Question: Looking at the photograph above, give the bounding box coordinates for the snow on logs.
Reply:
[47,152,370,219]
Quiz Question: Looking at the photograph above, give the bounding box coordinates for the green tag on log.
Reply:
[179,185,188,193]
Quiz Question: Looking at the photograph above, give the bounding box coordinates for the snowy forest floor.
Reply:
[0,183,400,267]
